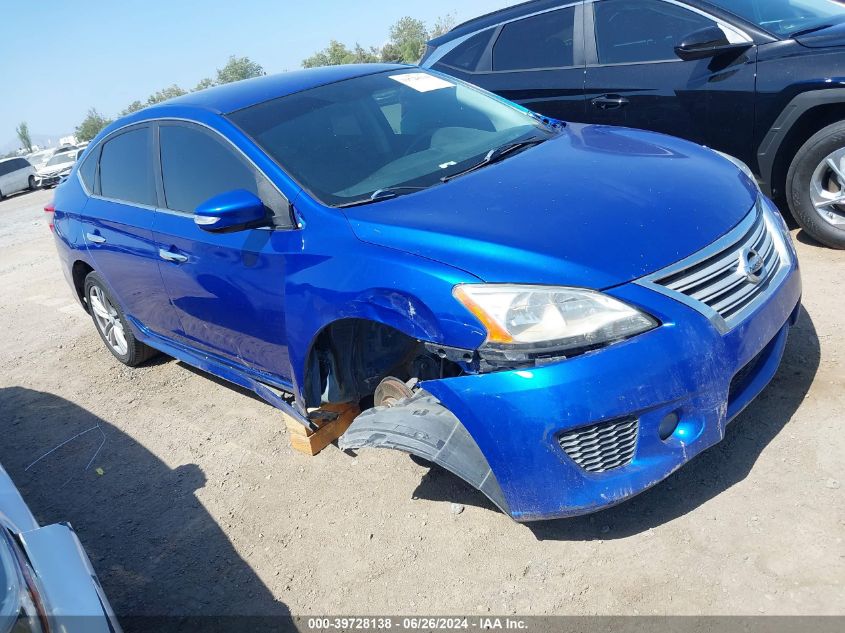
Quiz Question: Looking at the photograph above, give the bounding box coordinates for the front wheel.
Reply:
[787,121,845,249]
[84,272,159,366]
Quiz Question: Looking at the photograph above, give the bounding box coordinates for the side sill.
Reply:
[127,317,307,425]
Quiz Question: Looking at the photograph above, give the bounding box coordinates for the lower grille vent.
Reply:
[558,417,639,473]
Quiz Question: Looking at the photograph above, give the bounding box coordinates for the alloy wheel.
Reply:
[89,285,128,356]
[810,147,845,229]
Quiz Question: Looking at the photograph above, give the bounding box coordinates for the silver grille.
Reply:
[639,203,790,332]
[558,417,638,473]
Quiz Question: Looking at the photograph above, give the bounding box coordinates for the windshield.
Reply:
[707,0,845,36]
[45,153,75,167]
[228,69,553,206]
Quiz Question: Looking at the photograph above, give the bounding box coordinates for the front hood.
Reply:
[343,124,757,289]
[794,21,845,48]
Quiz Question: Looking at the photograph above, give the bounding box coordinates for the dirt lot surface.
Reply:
[0,188,842,621]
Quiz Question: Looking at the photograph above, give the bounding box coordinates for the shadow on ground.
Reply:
[0,387,291,631]
[412,307,820,540]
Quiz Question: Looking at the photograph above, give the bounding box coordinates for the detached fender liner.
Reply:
[339,390,510,515]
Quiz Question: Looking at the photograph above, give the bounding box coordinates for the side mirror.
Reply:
[675,26,751,61]
[194,189,268,233]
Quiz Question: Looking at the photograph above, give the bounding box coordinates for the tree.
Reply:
[215,55,265,84]
[15,122,33,153]
[429,13,456,39]
[146,84,187,106]
[302,40,373,68]
[389,16,428,63]
[75,109,112,142]
[121,100,145,116]
[193,77,215,92]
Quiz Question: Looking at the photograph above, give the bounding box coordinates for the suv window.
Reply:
[99,127,156,206]
[440,29,494,71]
[594,0,717,65]
[492,7,576,71]
[0,161,10,176]
[158,124,290,224]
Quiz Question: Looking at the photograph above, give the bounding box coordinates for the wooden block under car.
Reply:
[284,402,360,456]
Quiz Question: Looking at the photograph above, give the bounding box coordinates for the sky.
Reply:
[1,0,516,151]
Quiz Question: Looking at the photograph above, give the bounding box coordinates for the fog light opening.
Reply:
[658,412,680,441]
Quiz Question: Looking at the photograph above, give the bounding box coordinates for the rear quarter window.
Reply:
[78,148,99,193]
[438,29,494,71]
[98,127,156,206]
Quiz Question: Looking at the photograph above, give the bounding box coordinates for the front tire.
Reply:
[787,121,845,249]
[84,272,159,366]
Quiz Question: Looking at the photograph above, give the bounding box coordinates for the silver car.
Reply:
[0,463,120,633]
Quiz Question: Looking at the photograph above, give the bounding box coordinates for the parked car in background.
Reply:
[24,149,54,171]
[0,462,121,632]
[48,65,800,521]
[36,149,81,189]
[0,157,37,199]
[422,0,845,249]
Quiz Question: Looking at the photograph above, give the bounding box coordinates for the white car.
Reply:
[0,157,37,199]
[23,150,54,171]
[0,462,121,633]
[35,150,81,189]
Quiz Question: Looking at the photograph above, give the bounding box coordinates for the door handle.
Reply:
[158,248,188,263]
[591,95,630,110]
[85,232,106,244]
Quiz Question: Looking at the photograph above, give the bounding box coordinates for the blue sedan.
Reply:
[49,64,801,521]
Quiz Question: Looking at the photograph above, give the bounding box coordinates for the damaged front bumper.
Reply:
[342,259,802,522]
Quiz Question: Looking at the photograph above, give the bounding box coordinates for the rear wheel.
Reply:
[28,175,36,190]
[787,121,845,249]
[84,272,159,366]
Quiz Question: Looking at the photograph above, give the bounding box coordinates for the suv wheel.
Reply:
[84,272,159,366]
[28,176,36,190]
[787,121,845,249]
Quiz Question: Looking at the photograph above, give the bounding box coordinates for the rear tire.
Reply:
[84,272,159,366]
[28,175,36,190]
[786,121,845,249]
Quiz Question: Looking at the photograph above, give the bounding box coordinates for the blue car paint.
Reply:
[50,64,801,521]
[343,122,761,288]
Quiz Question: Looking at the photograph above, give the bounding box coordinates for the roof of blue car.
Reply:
[160,63,409,114]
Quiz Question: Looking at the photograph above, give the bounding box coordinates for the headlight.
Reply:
[453,284,657,356]
[713,150,758,188]
[0,529,45,633]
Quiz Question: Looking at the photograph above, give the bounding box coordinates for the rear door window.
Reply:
[492,7,577,71]
[99,127,156,206]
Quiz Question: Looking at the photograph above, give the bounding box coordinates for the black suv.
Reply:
[422,0,845,249]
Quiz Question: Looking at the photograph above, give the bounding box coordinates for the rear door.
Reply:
[79,125,181,336]
[429,3,587,121]
[583,0,757,162]
[12,159,29,191]
[151,121,297,381]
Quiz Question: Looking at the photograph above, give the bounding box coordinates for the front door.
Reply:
[151,121,298,381]
[583,0,757,164]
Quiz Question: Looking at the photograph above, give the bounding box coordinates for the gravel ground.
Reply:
[0,188,842,621]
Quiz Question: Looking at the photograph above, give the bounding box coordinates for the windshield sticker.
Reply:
[389,73,454,92]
